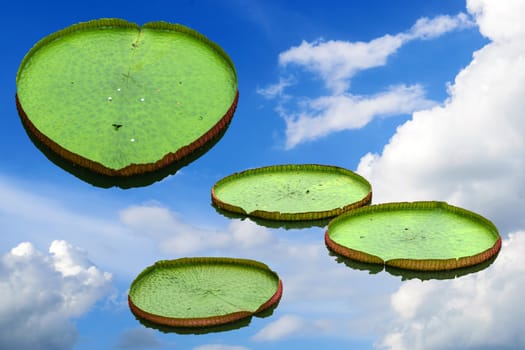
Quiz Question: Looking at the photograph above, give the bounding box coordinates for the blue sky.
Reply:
[3,0,525,349]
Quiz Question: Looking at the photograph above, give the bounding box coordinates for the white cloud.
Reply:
[50,240,88,277]
[377,231,525,350]
[257,76,295,99]
[407,13,474,40]
[356,0,525,233]
[284,84,434,149]
[0,175,165,277]
[351,5,525,340]
[193,345,251,350]
[279,35,405,94]
[261,13,473,148]
[278,13,471,95]
[252,313,383,343]
[0,241,112,350]
[252,314,306,341]
[467,0,525,41]
[229,218,276,249]
[119,204,276,255]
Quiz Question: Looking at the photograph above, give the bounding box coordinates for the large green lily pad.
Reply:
[16,19,238,177]
[325,201,501,271]
[211,164,372,221]
[128,257,282,328]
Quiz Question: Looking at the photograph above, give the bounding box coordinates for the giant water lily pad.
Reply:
[128,257,282,328]
[16,19,238,178]
[212,164,372,221]
[325,201,501,271]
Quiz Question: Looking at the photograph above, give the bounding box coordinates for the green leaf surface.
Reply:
[16,19,237,174]
[128,258,281,326]
[212,164,372,221]
[326,201,501,270]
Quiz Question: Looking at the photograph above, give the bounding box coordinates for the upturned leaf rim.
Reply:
[211,164,372,221]
[128,257,283,328]
[16,18,238,177]
[325,201,501,271]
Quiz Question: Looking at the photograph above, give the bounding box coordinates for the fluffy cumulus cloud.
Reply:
[362,3,525,345]
[378,232,525,350]
[260,12,473,148]
[0,241,112,350]
[467,0,525,41]
[357,0,525,232]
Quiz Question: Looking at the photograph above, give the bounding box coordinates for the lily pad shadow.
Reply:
[213,206,331,230]
[328,250,499,281]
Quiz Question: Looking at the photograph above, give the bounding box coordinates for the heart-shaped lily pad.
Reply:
[16,19,238,178]
[211,164,372,221]
[128,257,282,328]
[325,201,501,271]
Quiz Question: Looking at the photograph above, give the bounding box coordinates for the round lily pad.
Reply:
[16,18,238,177]
[211,164,372,221]
[128,257,283,328]
[325,201,501,271]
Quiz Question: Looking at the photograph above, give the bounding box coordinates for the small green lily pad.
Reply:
[16,19,238,177]
[128,257,282,328]
[211,164,372,221]
[325,201,501,271]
